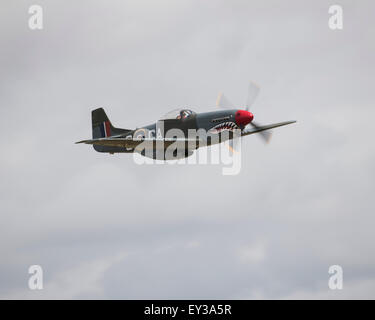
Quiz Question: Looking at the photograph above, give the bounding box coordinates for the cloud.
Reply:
[237,243,266,264]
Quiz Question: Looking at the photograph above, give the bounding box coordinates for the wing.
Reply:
[75,137,201,149]
[76,121,296,148]
[241,120,296,137]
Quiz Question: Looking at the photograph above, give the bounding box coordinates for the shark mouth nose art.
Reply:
[208,121,239,134]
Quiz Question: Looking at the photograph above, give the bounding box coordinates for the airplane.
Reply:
[76,83,296,160]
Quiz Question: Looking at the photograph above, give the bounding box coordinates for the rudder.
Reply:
[92,108,130,139]
[91,108,132,153]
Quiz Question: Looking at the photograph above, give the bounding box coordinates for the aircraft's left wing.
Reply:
[241,120,296,137]
[75,137,201,149]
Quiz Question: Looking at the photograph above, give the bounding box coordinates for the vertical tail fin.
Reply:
[92,108,114,139]
[92,108,130,139]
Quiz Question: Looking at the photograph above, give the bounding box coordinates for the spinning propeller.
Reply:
[216,81,272,143]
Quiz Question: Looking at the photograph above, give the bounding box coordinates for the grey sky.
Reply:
[1,0,375,299]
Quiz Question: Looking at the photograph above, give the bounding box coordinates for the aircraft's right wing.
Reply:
[241,120,296,137]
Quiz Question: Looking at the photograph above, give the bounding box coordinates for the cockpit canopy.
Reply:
[160,108,196,120]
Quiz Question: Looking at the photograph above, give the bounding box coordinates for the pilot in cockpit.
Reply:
[176,109,194,120]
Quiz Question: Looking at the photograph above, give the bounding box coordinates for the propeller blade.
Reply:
[249,121,272,143]
[227,136,241,153]
[245,81,260,111]
[216,93,234,109]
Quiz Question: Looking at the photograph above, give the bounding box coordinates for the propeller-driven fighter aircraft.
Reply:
[76,83,296,159]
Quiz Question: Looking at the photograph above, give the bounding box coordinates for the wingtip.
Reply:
[284,120,297,125]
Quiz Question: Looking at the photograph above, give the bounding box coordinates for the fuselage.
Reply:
[91,108,253,159]
[137,108,253,139]
[126,108,253,159]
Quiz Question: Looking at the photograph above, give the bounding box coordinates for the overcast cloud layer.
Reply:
[1,0,375,299]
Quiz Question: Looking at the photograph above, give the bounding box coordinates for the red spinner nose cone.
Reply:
[235,110,254,127]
